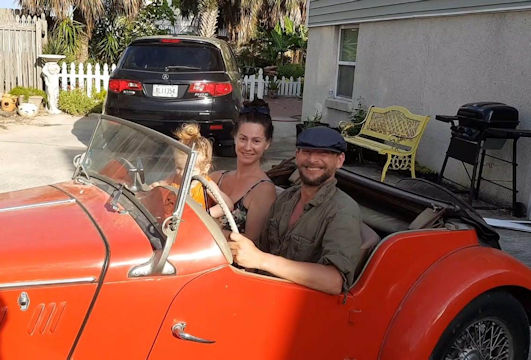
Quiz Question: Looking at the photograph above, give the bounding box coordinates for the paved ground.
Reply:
[0,113,92,191]
[1,100,530,271]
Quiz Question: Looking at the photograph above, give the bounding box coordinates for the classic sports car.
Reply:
[0,115,529,360]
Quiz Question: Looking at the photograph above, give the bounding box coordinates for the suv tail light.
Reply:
[188,82,232,97]
[109,79,143,93]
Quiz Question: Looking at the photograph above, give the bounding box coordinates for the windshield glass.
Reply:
[81,116,193,228]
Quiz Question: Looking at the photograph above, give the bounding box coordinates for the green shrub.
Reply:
[9,86,47,103]
[92,89,107,102]
[277,63,305,79]
[58,89,103,115]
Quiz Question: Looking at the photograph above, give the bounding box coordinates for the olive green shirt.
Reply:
[259,179,362,292]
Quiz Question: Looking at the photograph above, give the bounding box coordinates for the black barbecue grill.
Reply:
[436,102,531,216]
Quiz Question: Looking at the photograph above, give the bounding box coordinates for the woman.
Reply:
[210,104,276,243]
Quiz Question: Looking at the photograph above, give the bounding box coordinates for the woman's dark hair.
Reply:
[233,99,274,141]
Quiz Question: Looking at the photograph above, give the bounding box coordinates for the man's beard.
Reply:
[299,166,334,186]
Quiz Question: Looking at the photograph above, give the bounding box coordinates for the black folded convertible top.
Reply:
[335,168,500,249]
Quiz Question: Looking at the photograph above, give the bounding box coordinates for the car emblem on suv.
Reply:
[162,73,169,80]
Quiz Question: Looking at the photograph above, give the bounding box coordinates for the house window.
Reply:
[336,27,358,99]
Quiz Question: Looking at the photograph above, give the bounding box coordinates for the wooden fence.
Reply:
[60,62,117,95]
[0,11,47,94]
[243,68,303,100]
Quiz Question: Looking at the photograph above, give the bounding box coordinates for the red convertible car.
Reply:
[0,115,529,359]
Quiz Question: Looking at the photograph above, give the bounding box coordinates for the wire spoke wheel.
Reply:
[443,318,513,360]
[431,291,529,360]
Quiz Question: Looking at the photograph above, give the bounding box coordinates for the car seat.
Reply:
[353,222,381,279]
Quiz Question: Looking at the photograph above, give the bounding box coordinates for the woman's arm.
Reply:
[205,170,227,211]
[206,180,234,218]
[242,182,277,243]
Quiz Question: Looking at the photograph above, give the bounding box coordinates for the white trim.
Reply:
[338,61,356,66]
[0,277,97,289]
[308,5,531,28]
[0,199,76,213]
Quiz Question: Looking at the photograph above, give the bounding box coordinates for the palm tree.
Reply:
[234,0,263,45]
[17,0,142,35]
[175,0,307,45]
[234,0,307,46]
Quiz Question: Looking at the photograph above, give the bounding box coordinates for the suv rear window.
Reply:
[121,43,224,72]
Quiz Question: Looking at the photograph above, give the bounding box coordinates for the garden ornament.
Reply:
[42,61,61,114]
[17,103,38,117]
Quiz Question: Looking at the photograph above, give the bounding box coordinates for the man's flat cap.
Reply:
[296,126,347,153]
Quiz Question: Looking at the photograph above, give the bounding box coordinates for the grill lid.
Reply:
[457,102,519,130]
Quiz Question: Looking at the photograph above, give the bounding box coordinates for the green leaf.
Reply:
[283,16,294,35]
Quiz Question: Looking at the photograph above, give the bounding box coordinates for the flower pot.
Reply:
[1,94,17,112]
[269,89,278,99]
[28,95,43,109]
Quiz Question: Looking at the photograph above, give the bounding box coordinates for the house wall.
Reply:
[302,9,531,211]
[308,0,531,26]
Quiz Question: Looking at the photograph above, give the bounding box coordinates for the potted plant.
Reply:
[339,97,368,138]
[296,110,330,136]
[268,79,279,98]
[9,87,47,109]
[338,97,369,164]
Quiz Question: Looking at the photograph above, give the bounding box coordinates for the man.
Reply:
[229,126,362,295]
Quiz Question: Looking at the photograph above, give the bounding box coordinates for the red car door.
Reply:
[149,266,356,360]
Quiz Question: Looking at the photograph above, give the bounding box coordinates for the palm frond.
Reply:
[199,8,218,37]
[236,0,263,45]
[73,0,104,35]
[18,0,74,18]
[198,0,218,37]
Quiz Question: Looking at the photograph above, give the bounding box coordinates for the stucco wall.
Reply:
[302,10,531,211]
[301,26,339,122]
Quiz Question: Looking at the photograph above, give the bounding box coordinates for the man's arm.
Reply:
[229,233,343,295]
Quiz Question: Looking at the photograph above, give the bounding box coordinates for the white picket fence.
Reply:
[243,69,303,100]
[59,62,117,95]
[57,63,303,99]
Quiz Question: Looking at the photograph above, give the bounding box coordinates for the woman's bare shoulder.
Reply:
[210,170,229,183]
[248,179,277,204]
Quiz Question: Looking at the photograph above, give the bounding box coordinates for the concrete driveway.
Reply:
[0,114,94,192]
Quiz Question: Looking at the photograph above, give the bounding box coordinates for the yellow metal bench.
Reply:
[341,105,430,182]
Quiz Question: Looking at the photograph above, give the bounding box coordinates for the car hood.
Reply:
[0,185,107,286]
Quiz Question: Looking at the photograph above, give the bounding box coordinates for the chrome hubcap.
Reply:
[444,318,513,360]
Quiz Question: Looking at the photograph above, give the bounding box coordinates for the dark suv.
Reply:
[104,35,242,156]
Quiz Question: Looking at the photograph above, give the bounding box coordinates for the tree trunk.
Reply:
[198,0,218,38]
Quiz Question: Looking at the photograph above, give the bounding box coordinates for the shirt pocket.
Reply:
[290,234,319,262]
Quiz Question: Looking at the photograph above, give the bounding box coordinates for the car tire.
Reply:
[216,145,236,157]
[430,291,530,360]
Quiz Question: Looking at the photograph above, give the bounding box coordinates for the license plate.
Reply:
[153,85,179,97]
